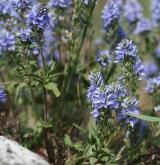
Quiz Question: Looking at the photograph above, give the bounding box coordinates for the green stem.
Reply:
[39,37,55,164]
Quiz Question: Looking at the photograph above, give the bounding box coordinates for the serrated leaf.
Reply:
[127,113,160,122]
[44,82,61,97]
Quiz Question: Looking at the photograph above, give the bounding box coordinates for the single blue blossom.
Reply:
[96,50,112,67]
[91,109,99,119]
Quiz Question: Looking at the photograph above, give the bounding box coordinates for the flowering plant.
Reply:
[0,0,160,164]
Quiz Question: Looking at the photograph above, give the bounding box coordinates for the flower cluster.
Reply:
[101,3,120,31]
[152,0,160,26]
[48,0,70,8]
[115,39,144,77]
[87,72,140,127]
[123,0,143,23]
[144,74,160,94]
[143,61,159,78]
[0,0,18,18]
[134,18,152,35]
[108,0,123,9]
[11,0,33,11]
[133,57,145,78]
[96,50,112,67]
[0,29,15,54]
[0,88,7,105]
[26,4,50,30]
[87,71,104,103]
[18,28,31,42]
[117,97,140,127]
[115,39,137,63]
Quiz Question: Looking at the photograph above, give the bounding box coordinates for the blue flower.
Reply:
[91,109,99,119]
[154,45,160,58]
[117,97,140,127]
[0,88,7,105]
[11,0,33,11]
[108,0,123,10]
[115,39,137,63]
[101,3,120,31]
[134,18,152,35]
[18,28,31,42]
[133,57,145,78]
[88,72,104,87]
[48,0,70,8]
[117,26,126,40]
[87,74,128,116]
[0,0,18,18]
[0,29,15,54]
[123,0,143,23]
[90,85,120,112]
[152,0,160,26]
[96,50,112,67]
[26,4,50,30]
[143,61,159,77]
[144,75,160,94]
[87,72,104,102]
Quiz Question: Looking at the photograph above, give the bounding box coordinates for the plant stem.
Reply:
[39,37,55,164]
[39,38,48,124]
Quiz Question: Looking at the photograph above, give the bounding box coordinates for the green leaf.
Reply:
[44,82,61,97]
[64,135,73,147]
[127,113,160,122]
[49,61,56,72]
[88,118,97,140]
[73,123,87,134]
[74,142,84,151]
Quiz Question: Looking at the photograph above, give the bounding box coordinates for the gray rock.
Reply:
[0,136,49,165]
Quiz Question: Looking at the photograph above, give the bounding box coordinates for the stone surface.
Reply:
[0,136,49,165]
